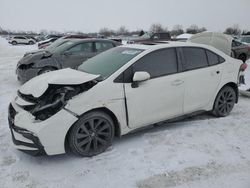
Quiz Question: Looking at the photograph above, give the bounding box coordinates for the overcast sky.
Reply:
[0,0,249,33]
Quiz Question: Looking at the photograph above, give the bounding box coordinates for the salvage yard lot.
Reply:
[0,37,250,188]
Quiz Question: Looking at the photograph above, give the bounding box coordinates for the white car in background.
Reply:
[8,42,245,157]
[9,36,36,45]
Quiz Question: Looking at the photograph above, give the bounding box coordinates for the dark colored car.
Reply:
[16,38,120,83]
[127,32,171,44]
[238,35,250,44]
[232,39,250,62]
[24,35,91,56]
[38,37,61,49]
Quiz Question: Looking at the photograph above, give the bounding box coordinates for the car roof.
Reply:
[65,38,117,43]
[122,41,216,51]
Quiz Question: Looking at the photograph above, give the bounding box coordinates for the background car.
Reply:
[8,36,36,45]
[231,39,250,62]
[9,42,245,157]
[127,32,171,44]
[237,35,250,45]
[189,32,250,62]
[23,35,92,57]
[16,38,120,82]
[38,36,61,49]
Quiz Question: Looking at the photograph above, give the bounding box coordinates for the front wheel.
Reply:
[38,67,56,75]
[68,111,114,157]
[28,41,34,45]
[212,86,236,117]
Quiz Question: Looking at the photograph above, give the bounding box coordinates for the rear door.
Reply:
[61,42,95,69]
[179,47,223,113]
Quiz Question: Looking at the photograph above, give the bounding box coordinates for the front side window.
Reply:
[95,42,114,52]
[132,48,178,79]
[182,47,208,70]
[67,43,93,54]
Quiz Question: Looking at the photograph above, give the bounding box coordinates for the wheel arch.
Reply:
[64,107,121,152]
[38,66,58,75]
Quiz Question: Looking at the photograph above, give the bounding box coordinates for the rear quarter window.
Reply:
[206,50,225,65]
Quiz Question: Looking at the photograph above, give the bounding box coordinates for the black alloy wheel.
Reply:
[69,111,114,157]
[212,86,236,117]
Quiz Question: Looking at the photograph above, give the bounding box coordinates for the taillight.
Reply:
[240,63,248,71]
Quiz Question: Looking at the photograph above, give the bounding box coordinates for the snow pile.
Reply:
[0,37,250,188]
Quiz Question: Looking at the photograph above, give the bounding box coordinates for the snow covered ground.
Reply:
[0,36,250,188]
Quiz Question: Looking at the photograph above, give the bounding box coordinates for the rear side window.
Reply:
[182,47,208,70]
[206,50,224,65]
[133,48,178,78]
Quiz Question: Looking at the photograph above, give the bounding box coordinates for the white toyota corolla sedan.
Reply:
[8,42,245,156]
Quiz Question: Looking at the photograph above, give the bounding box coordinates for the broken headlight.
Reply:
[28,86,82,121]
[19,82,97,121]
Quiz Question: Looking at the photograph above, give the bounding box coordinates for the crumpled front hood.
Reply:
[19,68,99,98]
[19,51,52,65]
[24,49,45,56]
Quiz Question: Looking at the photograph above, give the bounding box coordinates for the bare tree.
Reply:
[186,25,206,34]
[99,27,114,37]
[224,24,241,35]
[117,26,129,35]
[186,24,199,34]
[170,24,184,37]
[150,23,165,33]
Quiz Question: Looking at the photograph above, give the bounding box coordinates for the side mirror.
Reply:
[63,51,72,56]
[132,71,150,88]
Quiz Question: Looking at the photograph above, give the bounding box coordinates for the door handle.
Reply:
[171,79,184,86]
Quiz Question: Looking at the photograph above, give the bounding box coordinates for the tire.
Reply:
[11,41,17,45]
[238,54,247,63]
[38,67,56,75]
[28,41,34,45]
[68,111,114,157]
[212,86,236,117]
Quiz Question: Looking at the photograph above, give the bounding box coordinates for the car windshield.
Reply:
[46,38,68,51]
[78,47,144,80]
[49,41,75,53]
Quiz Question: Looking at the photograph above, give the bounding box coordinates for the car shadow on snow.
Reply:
[14,112,218,164]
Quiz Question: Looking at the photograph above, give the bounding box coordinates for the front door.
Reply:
[62,42,95,69]
[124,48,185,128]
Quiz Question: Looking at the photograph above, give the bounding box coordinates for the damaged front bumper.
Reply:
[8,100,78,156]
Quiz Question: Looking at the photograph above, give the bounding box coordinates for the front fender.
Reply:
[34,57,61,69]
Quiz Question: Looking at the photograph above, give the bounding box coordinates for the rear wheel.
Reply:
[212,86,236,117]
[69,111,114,157]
